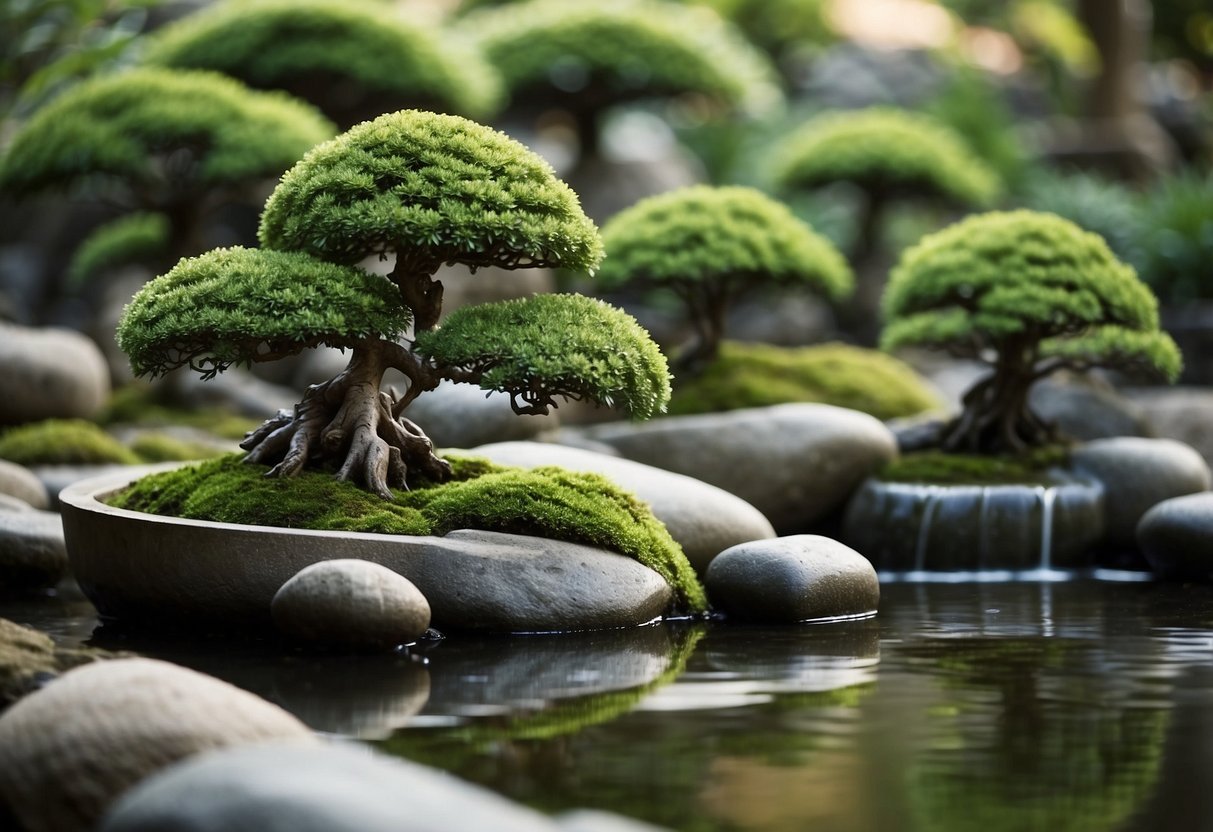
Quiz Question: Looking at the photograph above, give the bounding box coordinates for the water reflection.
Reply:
[6,580,1213,831]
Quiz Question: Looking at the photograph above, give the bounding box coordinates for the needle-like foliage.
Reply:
[66,212,169,288]
[142,0,503,126]
[882,210,1181,453]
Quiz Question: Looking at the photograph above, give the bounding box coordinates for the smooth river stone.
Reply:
[1137,492,1213,580]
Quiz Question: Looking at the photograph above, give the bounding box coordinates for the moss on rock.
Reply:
[878,446,1072,486]
[107,454,707,612]
[0,421,141,466]
[667,341,940,419]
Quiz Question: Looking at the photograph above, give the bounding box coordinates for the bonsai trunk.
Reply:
[674,283,727,374]
[940,347,1056,454]
[240,341,450,499]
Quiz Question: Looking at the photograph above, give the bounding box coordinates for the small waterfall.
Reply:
[1037,485,1056,571]
[912,487,942,578]
[978,486,992,571]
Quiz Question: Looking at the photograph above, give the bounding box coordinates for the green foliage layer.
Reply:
[1137,170,1213,303]
[460,0,780,115]
[0,68,335,196]
[1019,172,1144,273]
[667,341,940,419]
[773,108,1001,207]
[597,185,853,301]
[882,211,1182,382]
[417,294,672,419]
[108,454,707,612]
[259,109,603,273]
[66,212,169,288]
[143,0,502,122]
[117,246,411,379]
[99,383,259,440]
[0,420,139,466]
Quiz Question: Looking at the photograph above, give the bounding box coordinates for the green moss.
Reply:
[878,446,1072,485]
[127,433,227,464]
[667,341,940,419]
[107,454,707,612]
[98,384,258,440]
[0,420,141,466]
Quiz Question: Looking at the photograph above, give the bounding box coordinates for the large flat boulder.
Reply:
[583,404,898,533]
[0,323,109,425]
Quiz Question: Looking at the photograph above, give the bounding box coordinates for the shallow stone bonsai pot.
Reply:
[59,466,673,633]
[841,471,1105,574]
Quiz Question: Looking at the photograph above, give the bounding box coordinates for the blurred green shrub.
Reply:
[1136,170,1213,303]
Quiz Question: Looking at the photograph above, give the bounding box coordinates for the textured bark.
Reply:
[240,341,449,498]
[939,361,1056,454]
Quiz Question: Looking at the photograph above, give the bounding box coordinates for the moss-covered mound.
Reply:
[878,446,1072,486]
[99,384,258,440]
[0,420,227,466]
[107,454,707,612]
[0,420,141,466]
[667,341,941,419]
[66,212,170,289]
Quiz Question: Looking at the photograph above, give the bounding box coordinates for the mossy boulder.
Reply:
[0,618,116,711]
[667,341,941,419]
[107,454,706,613]
[0,421,141,467]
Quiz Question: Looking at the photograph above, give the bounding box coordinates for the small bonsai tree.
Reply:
[0,68,335,277]
[881,210,1181,454]
[117,110,671,499]
[597,185,853,369]
[459,0,779,162]
[142,0,502,129]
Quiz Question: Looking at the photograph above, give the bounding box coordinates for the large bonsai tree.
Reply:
[772,108,1000,263]
[117,110,671,499]
[0,68,335,278]
[597,185,853,369]
[459,0,779,164]
[881,210,1181,454]
[142,0,502,129]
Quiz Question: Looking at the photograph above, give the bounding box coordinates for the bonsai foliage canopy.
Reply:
[119,109,669,499]
[459,0,781,139]
[882,210,1181,454]
[597,185,854,367]
[142,0,503,127]
[0,67,335,267]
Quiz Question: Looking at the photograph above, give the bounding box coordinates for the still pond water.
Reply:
[7,577,1213,832]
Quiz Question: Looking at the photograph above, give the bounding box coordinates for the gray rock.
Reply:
[0,506,67,591]
[584,404,898,534]
[1071,437,1212,549]
[1030,373,1151,441]
[0,493,34,513]
[705,535,879,623]
[272,559,431,651]
[472,441,775,573]
[0,322,109,425]
[1137,492,1213,580]
[100,741,564,832]
[0,460,48,510]
[558,809,672,832]
[401,380,559,449]
[31,463,139,510]
[0,658,316,832]
[1126,386,1213,468]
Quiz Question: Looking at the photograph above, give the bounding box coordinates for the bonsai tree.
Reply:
[117,110,672,499]
[459,0,779,172]
[142,0,502,129]
[881,210,1181,454]
[772,108,1001,264]
[0,68,335,278]
[597,185,853,369]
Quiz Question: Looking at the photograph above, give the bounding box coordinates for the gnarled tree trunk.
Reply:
[240,340,450,498]
[940,345,1057,454]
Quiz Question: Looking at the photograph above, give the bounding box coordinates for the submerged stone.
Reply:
[0,658,316,832]
[271,559,431,651]
[841,473,1105,573]
[705,535,879,623]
